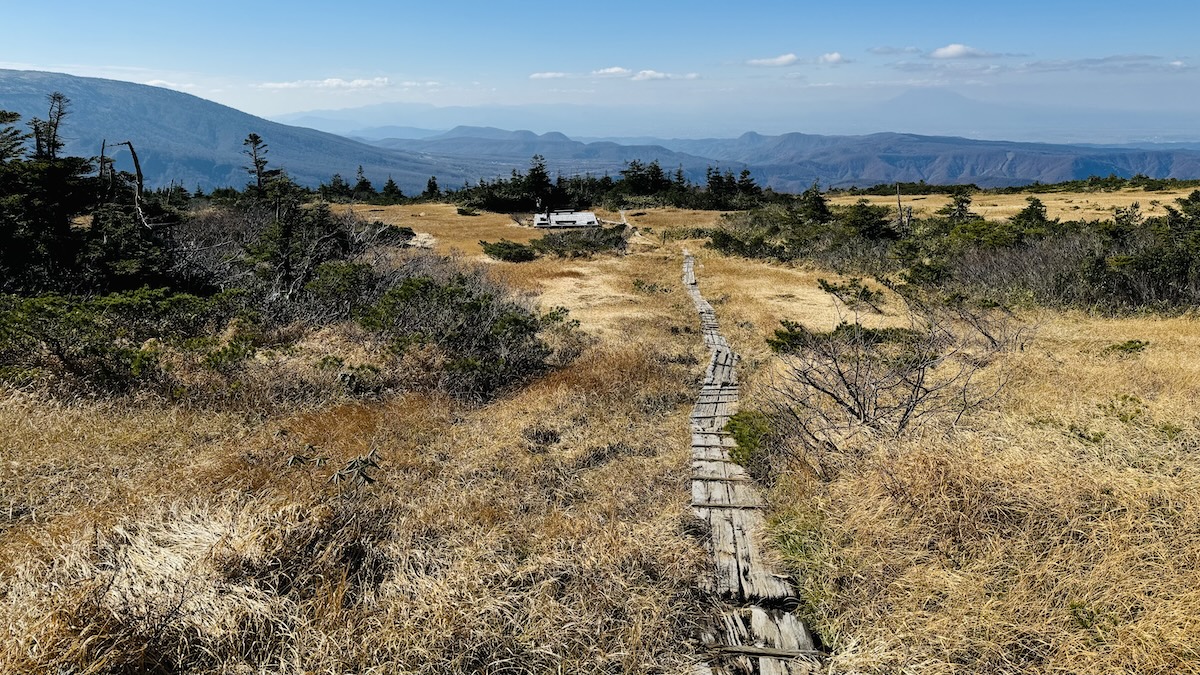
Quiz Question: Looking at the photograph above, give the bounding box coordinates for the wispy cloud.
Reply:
[144,79,196,90]
[529,72,568,79]
[893,53,1193,78]
[631,70,699,81]
[592,66,632,77]
[1020,54,1193,73]
[747,53,798,67]
[749,52,850,68]
[258,77,392,90]
[929,44,995,59]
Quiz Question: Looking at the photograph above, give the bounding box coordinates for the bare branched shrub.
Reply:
[759,303,1019,480]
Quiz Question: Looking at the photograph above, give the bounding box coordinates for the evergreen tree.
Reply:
[737,169,762,197]
[796,181,831,223]
[646,160,670,193]
[319,173,353,202]
[28,92,69,162]
[422,175,440,200]
[243,133,269,193]
[352,165,376,201]
[0,110,28,163]
[380,176,405,204]
[938,187,979,224]
[525,155,552,205]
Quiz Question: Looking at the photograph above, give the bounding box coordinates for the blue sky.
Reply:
[3,0,1198,140]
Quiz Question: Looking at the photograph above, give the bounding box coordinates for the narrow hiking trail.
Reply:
[682,251,821,675]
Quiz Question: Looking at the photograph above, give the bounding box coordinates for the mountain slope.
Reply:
[656,132,1200,189]
[5,70,1200,194]
[0,70,478,191]
[368,126,727,177]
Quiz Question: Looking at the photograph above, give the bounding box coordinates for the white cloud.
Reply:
[632,69,669,81]
[630,70,698,81]
[592,66,632,77]
[819,52,848,65]
[747,53,798,67]
[929,44,993,59]
[529,72,568,79]
[1015,55,1193,74]
[144,79,196,90]
[258,77,392,90]
[399,80,440,87]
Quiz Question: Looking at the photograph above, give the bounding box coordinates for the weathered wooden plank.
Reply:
[693,460,751,482]
[692,446,728,461]
[712,644,818,660]
[684,251,819,671]
[692,432,736,448]
[731,511,792,600]
[708,508,741,596]
[696,395,740,404]
[692,460,731,480]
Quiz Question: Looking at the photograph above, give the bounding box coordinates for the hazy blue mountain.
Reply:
[5,70,1200,195]
[346,125,444,141]
[648,131,1200,189]
[272,102,645,138]
[366,126,726,178]
[275,90,1200,145]
[0,69,479,192]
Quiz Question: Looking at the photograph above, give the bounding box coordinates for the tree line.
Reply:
[0,93,571,402]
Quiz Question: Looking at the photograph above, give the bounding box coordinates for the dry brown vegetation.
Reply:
[692,246,1200,674]
[0,228,719,672]
[826,187,1197,221]
[5,201,1200,673]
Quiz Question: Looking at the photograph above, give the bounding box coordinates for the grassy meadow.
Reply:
[827,187,1199,221]
[4,194,1200,674]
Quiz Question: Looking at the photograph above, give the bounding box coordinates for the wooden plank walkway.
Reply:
[682,252,821,675]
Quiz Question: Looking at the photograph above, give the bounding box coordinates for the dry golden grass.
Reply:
[8,203,1200,673]
[689,244,1200,673]
[827,187,1196,221]
[0,229,715,673]
[347,203,631,258]
[623,208,727,233]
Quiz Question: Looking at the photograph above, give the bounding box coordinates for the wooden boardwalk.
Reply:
[682,252,820,675]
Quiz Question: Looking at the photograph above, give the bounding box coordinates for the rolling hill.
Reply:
[5,69,1200,193]
[368,126,728,177]
[655,132,1200,190]
[0,69,481,192]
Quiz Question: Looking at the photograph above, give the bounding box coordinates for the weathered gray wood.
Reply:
[713,645,820,659]
[683,251,821,673]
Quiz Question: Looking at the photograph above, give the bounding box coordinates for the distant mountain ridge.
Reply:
[0,69,479,192]
[649,132,1200,190]
[369,126,728,177]
[4,69,1200,192]
[360,126,1200,190]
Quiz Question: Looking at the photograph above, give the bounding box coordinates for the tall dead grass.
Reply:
[699,243,1200,673]
[826,188,1197,222]
[0,240,714,673]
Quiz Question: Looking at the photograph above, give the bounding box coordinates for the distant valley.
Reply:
[4,69,1200,192]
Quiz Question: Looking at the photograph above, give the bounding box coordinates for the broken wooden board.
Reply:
[682,251,821,674]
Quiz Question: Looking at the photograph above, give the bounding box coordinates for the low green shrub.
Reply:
[532,225,628,258]
[480,239,538,262]
[360,272,554,400]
